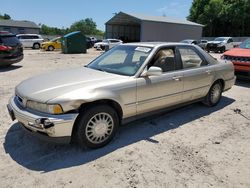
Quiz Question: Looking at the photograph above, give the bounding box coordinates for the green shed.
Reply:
[61,31,87,54]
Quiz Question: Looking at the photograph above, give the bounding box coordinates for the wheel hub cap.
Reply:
[85,112,114,144]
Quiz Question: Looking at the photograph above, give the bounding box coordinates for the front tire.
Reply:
[74,105,119,149]
[203,82,223,107]
[48,45,55,51]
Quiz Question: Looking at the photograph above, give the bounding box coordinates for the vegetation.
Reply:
[40,18,104,36]
[0,13,11,20]
[187,0,250,37]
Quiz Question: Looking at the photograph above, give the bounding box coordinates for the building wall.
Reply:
[0,26,39,34]
[140,21,203,42]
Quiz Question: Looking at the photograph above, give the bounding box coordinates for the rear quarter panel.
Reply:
[213,60,235,90]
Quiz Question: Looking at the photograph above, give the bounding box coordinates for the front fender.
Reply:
[48,88,123,113]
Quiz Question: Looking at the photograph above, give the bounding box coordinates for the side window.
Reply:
[178,47,205,69]
[150,48,176,72]
[228,38,233,43]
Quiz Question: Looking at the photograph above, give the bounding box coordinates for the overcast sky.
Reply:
[1,0,193,31]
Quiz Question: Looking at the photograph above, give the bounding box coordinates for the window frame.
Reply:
[176,45,209,70]
[146,46,182,74]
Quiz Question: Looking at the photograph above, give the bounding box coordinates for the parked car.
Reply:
[222,38,250,76]
[206,37,234,53]
[180,39,198,45]
[0,32,23,67]
[94,39,122,50]
[41,37,62,51]
[7,43,235,148]
[86,37,93,49]
[17,34,44,49]
[197,40,208,50]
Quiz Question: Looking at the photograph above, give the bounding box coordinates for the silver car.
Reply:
[7,42,235,148]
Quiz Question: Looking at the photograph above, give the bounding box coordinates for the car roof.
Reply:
[121,42,193,48]
[17,34,41,36]
[215,37,232,39]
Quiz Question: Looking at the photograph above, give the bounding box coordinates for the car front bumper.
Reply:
[7,96,78,144]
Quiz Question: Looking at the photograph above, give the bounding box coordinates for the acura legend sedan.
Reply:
[7,42,235,148]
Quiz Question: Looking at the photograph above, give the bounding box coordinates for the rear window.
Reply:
[0,36,20,46]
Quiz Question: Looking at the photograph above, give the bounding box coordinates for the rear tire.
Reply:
[203,82,223,107]
[73,105,119,149]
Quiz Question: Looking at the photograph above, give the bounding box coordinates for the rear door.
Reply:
[177,46,214,102]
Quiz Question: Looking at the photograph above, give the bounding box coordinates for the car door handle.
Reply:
[206,70,212,74]
[172,76,182,81]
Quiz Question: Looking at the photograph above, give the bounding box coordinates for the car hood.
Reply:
[16,67,127,103]
[224,48,250,57]
[208,41,224,44]
[42,41,58,45]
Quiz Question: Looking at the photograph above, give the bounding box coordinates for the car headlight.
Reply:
[26,101,63,114]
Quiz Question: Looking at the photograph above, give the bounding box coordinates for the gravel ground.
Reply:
[0,49,250,188]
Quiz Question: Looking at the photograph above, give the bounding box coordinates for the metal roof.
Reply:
[106,12,203,27]
[0,20,40,29]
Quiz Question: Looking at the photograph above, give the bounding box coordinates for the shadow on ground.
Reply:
[0,65,22,72]
[4,96,234,172]
[235,77,250,88]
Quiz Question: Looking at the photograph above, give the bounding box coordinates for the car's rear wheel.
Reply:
[48,45,54,51]
[33,43,40,49]
[73,105,119,149]
[203,82,223,107]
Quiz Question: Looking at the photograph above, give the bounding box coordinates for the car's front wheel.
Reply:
[48,45,55,51]
[74,105,119,149]
[203,82,223,107]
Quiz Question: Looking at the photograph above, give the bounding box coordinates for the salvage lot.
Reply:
[0,49,250,188]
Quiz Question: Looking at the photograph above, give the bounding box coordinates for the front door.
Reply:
[136,47,184,115]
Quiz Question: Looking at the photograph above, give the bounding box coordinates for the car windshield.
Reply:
[103,39,109,43]
[180,40,192,43]
[87,45,152,76]
[239,39,250,49]
[0,35,20,46]
[50,37,60,42]
[214,37,226,41]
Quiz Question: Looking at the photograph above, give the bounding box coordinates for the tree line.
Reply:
[187,0,250,37]
[0,13,11,20]
[40,18,104,36]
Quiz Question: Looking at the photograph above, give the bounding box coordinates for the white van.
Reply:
[17,34,44,49]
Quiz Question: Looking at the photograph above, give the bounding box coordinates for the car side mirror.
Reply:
[141,66,162,77]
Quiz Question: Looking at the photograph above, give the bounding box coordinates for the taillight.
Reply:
[0,45,13,51]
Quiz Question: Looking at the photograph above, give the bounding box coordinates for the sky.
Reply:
[1,0,193,31]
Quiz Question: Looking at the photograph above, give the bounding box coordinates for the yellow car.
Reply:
[41,37,62,51]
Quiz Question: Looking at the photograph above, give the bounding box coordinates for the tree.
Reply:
[187,0,250,36]
[69,18,98,35]
[0,13,11,20]
[40,18,104,36]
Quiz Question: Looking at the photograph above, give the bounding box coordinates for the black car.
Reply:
[0,32,23,67]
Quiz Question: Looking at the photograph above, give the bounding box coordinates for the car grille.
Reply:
[207,43,218,48]
[224,55,250,63]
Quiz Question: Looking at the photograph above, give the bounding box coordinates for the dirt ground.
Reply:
[0,49,250,188]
